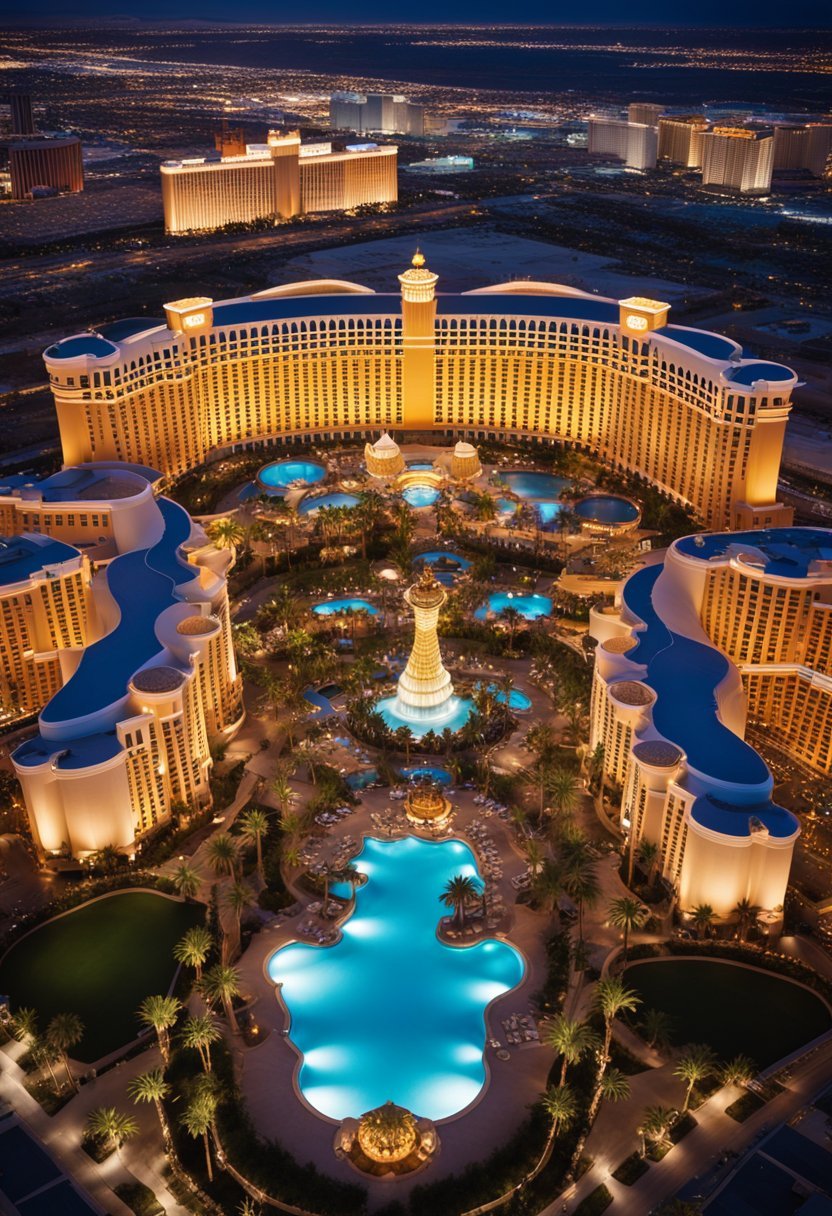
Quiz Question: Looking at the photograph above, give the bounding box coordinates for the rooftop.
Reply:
[676,528,832,579]
[632,740,683,768]
[0,535,79,588]
[45,334,118,361]
[727,361,795,386]
[691,794,797,839]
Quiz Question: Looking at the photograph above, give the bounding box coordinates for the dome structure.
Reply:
[357,1102,419,1163]
[405,780,452,827]
[451,440,482,481]
[365,431,404,477]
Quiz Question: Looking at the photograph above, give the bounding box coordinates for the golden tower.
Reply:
[396,568,453,714]
[399,250,439,431]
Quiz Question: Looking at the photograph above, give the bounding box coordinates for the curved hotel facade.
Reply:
[44,255,795,530]
[7,465,243,858]
[588,528,832,921]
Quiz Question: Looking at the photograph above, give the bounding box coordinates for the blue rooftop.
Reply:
[39,498,196,727]
[728,361,794,386]
[96,317,164,342]
[621,563,770,787]
[13,731,123,770]
[691,794,797,839]
[0,536,79,588]
[45,335,118,360]
[654,325,738,361]
[676,528,832,579]
[439,293,619,324]
[211,294,400,326]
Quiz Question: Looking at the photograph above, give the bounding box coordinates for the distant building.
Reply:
[657,115,709,168]
[588,118,657,170]
[6,136,84,200]
[628,102,663,127]
[6,92,35,136]
[773,123,832,177]
[214,124,247,158]
[330,92,425,136]
[701,127,774,195]
[404,155,474,173]
[160,130,397,234]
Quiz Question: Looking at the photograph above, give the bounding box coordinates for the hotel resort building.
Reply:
[44,254,796,531]
[6,464,243,859]
[587,527,832,920]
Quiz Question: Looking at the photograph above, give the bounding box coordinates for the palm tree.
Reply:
[525,722,556,764]
[674,1044,717,1112]
[637,839,659,884]
[690,903,715,940]
[394,724,415,763]
[137,995,182,1066]
[599,1067,631,1105]
[205,833,239,879]
[181,1089,218,1183]
[238,808,270,882]
[733,897,755,942]
[638,1105,674,1157]
[85,1107,138,1158]
[271,773,296,820]
[339,862,360,903]
[541,1083,578,1135]
[173,924,213,982]
[498,605,523,650]
[171,862,201,900]
[181,1014,222,1073]
[11,1006,38,1044]
[543,1014,601,1087]
[440,874,479,929]
[642,1008,673,1051]
[607,896,650,963]
[223,880,254,960]
[201,963,241,1033]
[587,978,641,1125]
[208,517,245,560]
[547,768,580,821]
[532,858,563,921]
[30,1037,61,1092]
[720,1054,756,1088]
[128,1069,172,1148]
[46,1012,83,1091]
[561,854,600,943]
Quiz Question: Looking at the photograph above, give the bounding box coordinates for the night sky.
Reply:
[10,3,832,26]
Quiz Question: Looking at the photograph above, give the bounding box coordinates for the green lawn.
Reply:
[0,892,203,1062]
[625,959,831,1068]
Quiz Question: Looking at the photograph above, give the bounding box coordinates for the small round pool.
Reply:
[415,551,473,582]
[574,494,640,527]
[312,598,379,617]
[478,683,532,711]
[402,484,441,509]
[346,769,381,790]
[257,460,326,492]
[496,497,518,516]
[475,593,552,622]
[401,766,453,786]
[299,491,360,515]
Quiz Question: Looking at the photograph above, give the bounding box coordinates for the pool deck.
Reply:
[233,785,553,1201]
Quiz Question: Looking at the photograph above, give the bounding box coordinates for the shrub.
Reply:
[574,1183,614,1215]
[113,1182,165,1216]
[725,1090,766,1122]
[612,1151,649,1185]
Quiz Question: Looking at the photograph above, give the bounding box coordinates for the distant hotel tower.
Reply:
[330,91,426,136]
[701,127,774,196]
[627,102,663,127]
[773,123,832,178]
[657,115,709,168]
[160,130,397,234]
[44,256,796,531]
[588,117,658,170]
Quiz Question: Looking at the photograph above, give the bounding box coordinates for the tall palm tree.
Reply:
[173,924,213,982]
[561,854,600,943]
[205,833,239,879]
[638,1105,674,1158]
[524,722,556,764]
[171,862,201,900]
[85,1107,138,1158]
[498,605,523,650]
[690,903,715,940]
[394,724,415,763]
[540,1083,578,1136]
[30,1037,61,1092]
[599,1067,631,1105]
[208,517,245,559]
[11,1007,38,1044]
[128,1068,172,1148]
[440,874,479,929]
[733,897,755,942]
[271,773,296,820]
[642,1008,673,1051]
[46,1012,83,1091]
[674,1044,717,1111]
[720,1054,756,1088]
[543,1014,601,1087]
[637,839,659,884]
[533,859,564,920]
[607,896,650,963]
[238,808,270,883]
[201,963,241,1033]
[181,1089,218,1183]
[181,1014,222,1073]
[137,995,182,1066]
[547,768,580,821]
[587,977,641,1124]
[223,880,255,960]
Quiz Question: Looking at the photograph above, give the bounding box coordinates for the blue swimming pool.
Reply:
[496,497,518,516]
[574,495,640,525]
[407,461,435,471]
[475,593,552,622]
[402,484,441,508]
[499,471,571,529]
[299,492,360,515]
[376,693,474,738]
[257,460,326,491]
[415,551,473,583]
[312,598,379,617]
[477,682,532,711]
[268,836,523,1120]
[401,765,453,786]
[346,769,380,790]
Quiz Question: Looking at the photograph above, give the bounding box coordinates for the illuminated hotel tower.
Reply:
[396,568,454,718]
[399,250,439,430]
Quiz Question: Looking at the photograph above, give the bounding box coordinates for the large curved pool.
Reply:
[415,551,472,584]
[402,483,441,509]
[268,836,524,1121]
[574,494,640,526]
[257,460,326,491]
[499,471,571,529]
[400,765,453,786]
[312,598,379,617]
[475,593,552,621]
[299,492,360,515]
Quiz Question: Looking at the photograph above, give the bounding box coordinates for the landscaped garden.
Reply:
[625,959,831,1067]
[0,892,203,1061]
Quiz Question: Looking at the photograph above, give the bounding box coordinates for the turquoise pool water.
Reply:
[499,471,571,529]
[299,492,360,515]
[415,551,472,584]
[496,497,518,516]
[376,693,474,738]
[407,461,435,471]
[346,769,380,790]
[401,765,453,785]
[475,593,552,621]
[477,682,532,711]
[574,495,639,525]
[268,836,524,1120]
[258,460,326,490]
[402,484,441,508]
[312,598,379,617]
